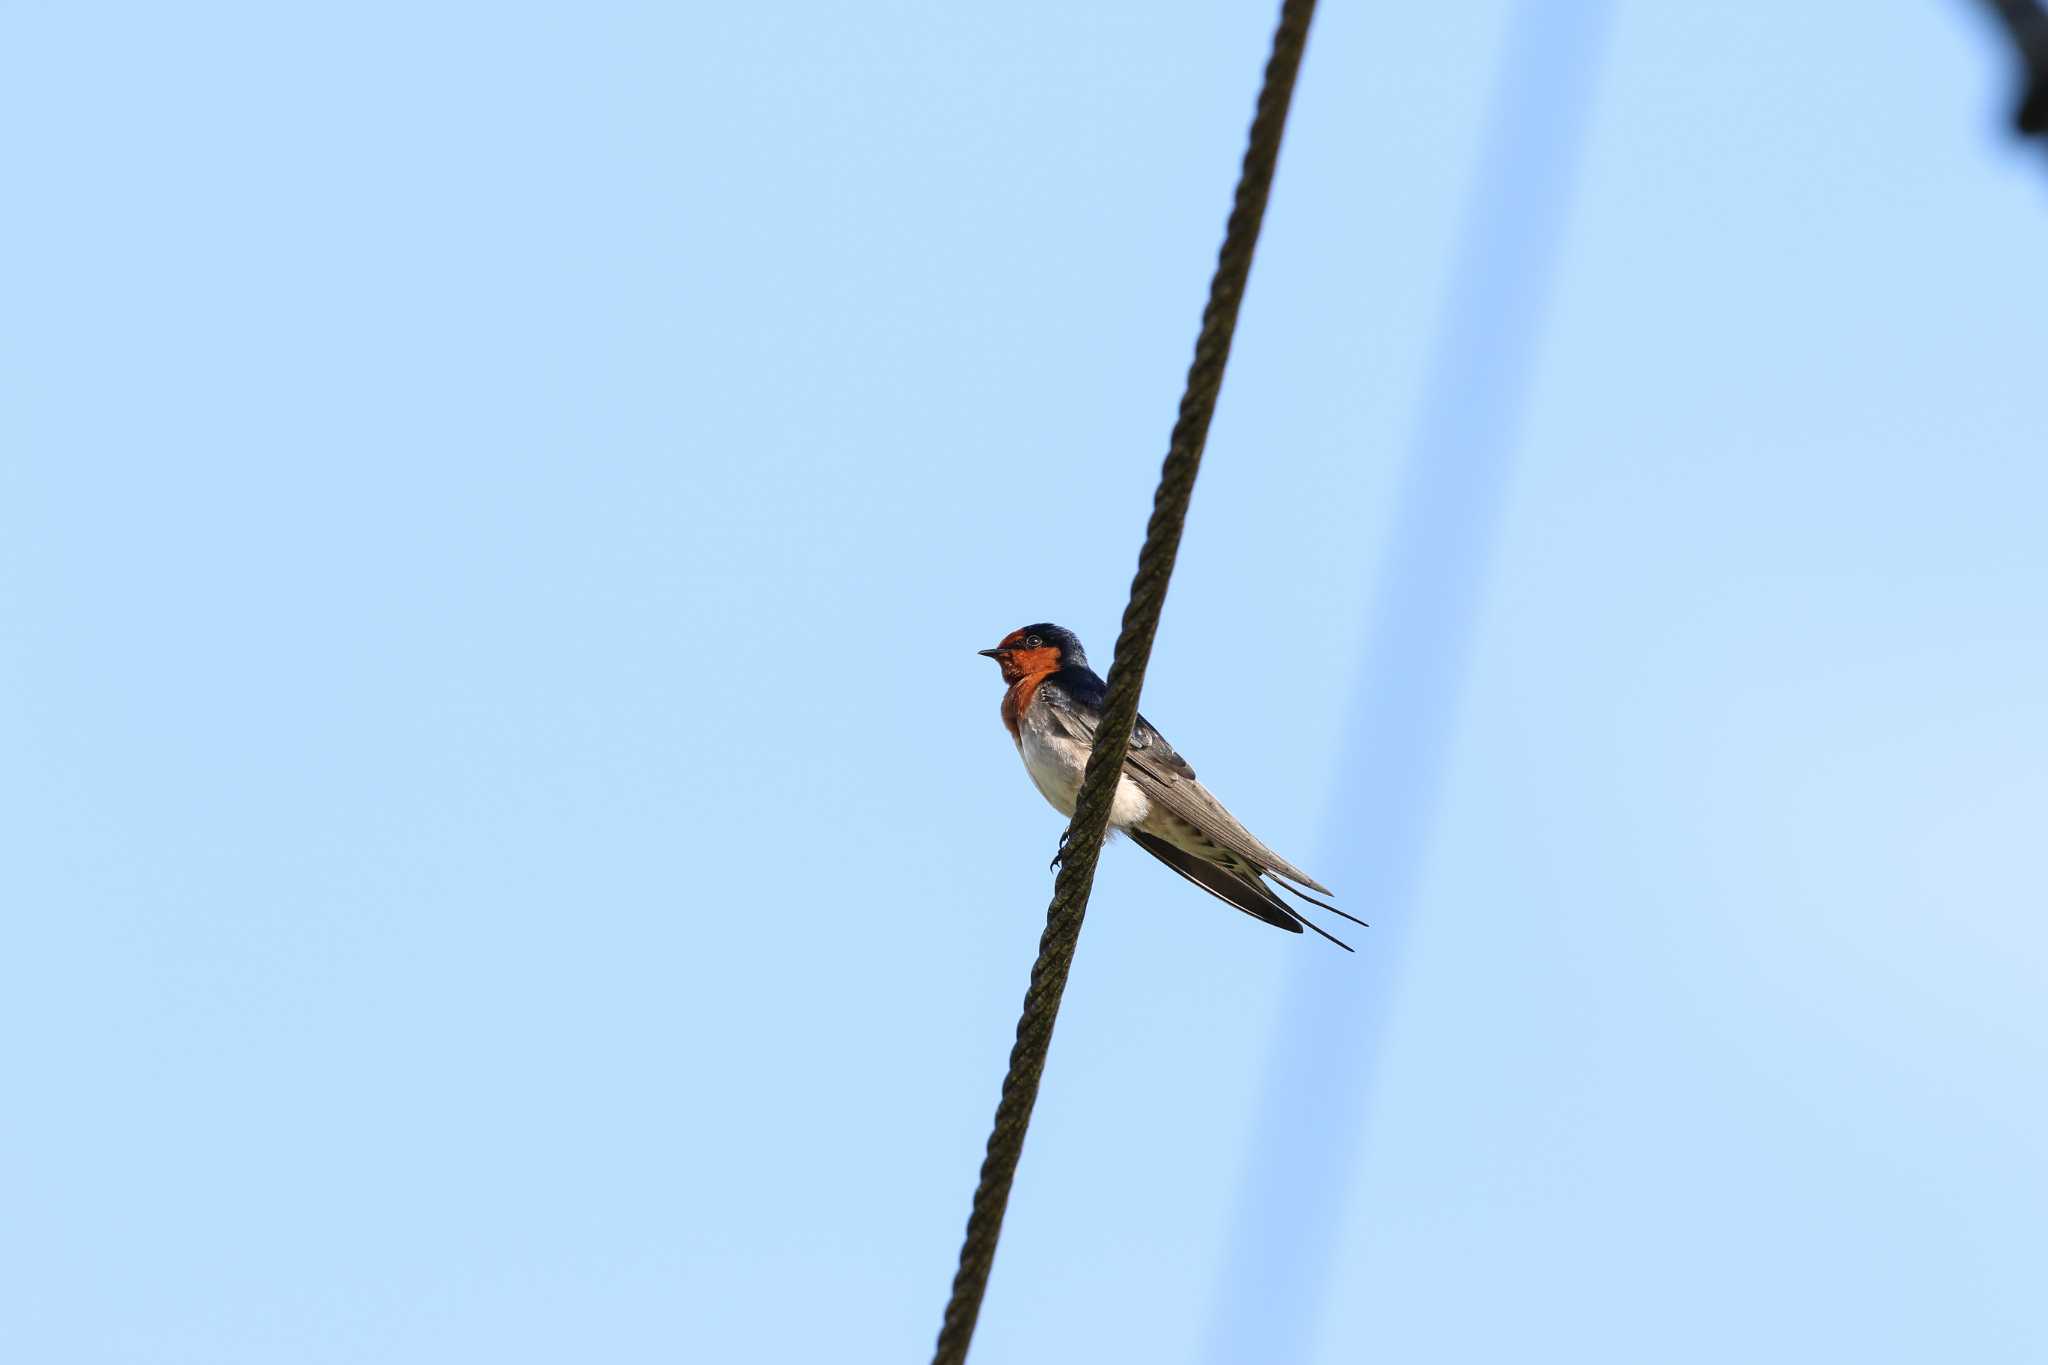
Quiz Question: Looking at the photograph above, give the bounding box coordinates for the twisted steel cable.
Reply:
[930,2,1318,1360]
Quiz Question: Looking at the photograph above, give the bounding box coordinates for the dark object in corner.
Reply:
[1983,0,2048,136]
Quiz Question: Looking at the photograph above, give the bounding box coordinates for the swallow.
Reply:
[980,623,1362,950]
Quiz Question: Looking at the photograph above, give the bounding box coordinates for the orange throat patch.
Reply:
[999,670,1055,742]
[993,643,1061,743]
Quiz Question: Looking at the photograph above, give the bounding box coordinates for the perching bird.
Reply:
[979,623,1362,950]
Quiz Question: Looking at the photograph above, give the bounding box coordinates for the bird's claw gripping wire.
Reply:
[1048,828,1073,873]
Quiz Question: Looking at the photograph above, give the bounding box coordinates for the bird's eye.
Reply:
[1025,634,1043,648]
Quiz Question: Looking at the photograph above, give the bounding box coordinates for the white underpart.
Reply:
[1016,701,1152,828]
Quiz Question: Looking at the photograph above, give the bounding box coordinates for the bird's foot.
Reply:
[1049,828,1073,873]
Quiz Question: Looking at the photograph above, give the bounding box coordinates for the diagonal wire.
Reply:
[929,2,1318,1361]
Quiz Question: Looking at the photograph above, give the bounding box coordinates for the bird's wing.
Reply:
[1041,689,1334,896]
[1126,830,1353,951]
[1126,830,1300,932]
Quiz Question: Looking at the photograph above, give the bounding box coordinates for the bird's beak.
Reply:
[978,647,1006,659]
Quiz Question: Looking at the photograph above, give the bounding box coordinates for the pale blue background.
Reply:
[4,4,2044,1363]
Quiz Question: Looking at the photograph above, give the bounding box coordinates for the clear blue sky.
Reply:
[4,4,2044,1362]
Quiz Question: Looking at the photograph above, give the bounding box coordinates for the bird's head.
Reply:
[978,623,1085,684]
